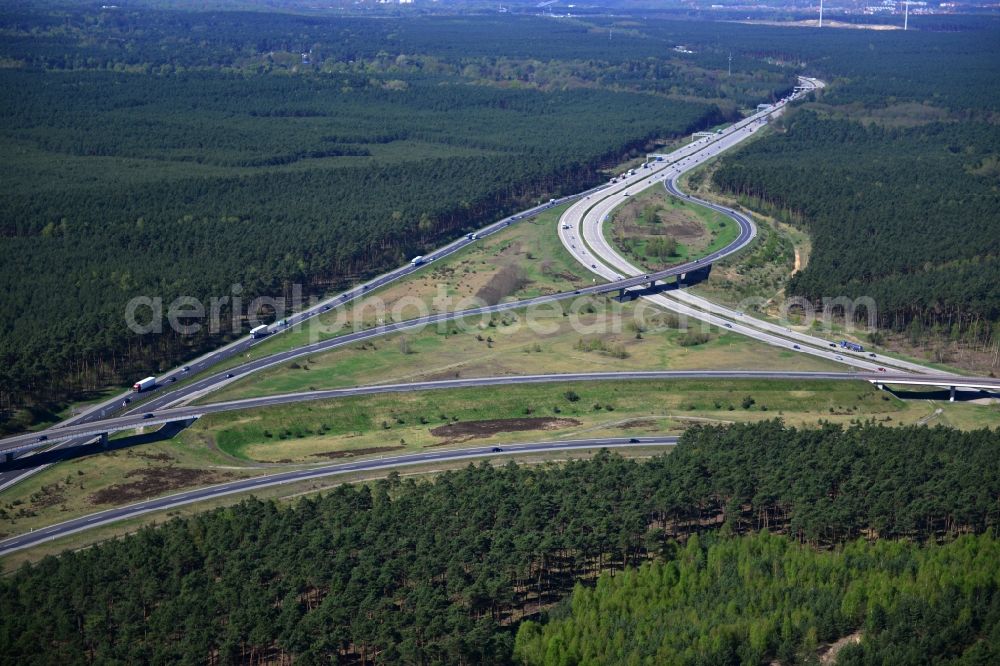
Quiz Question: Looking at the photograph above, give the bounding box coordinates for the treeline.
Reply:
[708,19,1000,352]
[1,421,997,663]
[515,532,1000,665]
[0,66,720,418]
[714,111,1000,346]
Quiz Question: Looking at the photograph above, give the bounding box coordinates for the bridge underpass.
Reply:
[868,378,1000,402]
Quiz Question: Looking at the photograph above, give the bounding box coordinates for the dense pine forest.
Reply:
[712,22,1000,360]
[514,532,1000,664]
[2,421,998,663]
[0,8,807,423]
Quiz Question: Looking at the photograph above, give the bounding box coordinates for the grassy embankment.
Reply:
[603,185,739,270]
[4,378,1000,548]
[675,139,972,375]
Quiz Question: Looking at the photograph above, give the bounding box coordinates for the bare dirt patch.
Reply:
[430,417,581,444]
[818,630,863,664]
[475,263,528,305]
[311,446,405,460]
[658,210,704,244]
[89,467,231,505]
[618,419,657,430]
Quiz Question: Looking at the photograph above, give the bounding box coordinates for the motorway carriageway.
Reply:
[6,370,999,454]
[0,76,967,478]
[559,77,950,376]
[0,437,677,558]
[0,163,620,488]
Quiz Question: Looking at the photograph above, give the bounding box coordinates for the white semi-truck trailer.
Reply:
[132,376,156,392]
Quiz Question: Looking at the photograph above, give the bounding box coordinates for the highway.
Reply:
[0,437,678,558]
[3,74,997,554]
[4,370,997,454]
[558,77,950,376]
[0,76,820,475]
[0,177,615,488]
[1,74,984,486]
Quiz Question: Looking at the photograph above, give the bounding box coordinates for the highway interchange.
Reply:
[557,77,947,376]
[2,75,996,557]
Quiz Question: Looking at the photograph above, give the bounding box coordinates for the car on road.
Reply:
[793,345,800,350]
[835,355,844,361]
[168,376,176,383]
[877,367,886,372]
[491,447,503,452]
[628,438,640,444]
[724,323,733,328]
[143,413,154,419]
[122,399,130,407]
[182,366,190,372]
[869,353,877,358]
[38,435,48,442]
[829,343,836,347]
[322,305,331,311]
[225,373,234,379]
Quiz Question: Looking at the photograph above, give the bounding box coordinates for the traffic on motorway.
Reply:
[1,75,980,483]
[556,77,938,375]
[0,437,678,557]
[5,369,998,457]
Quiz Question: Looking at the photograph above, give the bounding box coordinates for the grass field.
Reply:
[0,446,669,573]
[196,380,1000,464]
[201,300,844,403]
[676,155,974,376]
[603,185,739,272]
[4,378,998,546]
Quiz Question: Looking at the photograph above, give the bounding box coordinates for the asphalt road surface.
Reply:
[6,370,997,454]
[557,77,949,376]
[0,437,677,558]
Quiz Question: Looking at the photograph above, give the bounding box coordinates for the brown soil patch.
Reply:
[659,210,704,243]
[311,446,405,460]
[619,419,657,430]
[430,417,581,444]
[89,467,231,505]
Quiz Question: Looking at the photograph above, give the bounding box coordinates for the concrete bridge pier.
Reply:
[98,432,109,448]
[875,383,884,391]
[949,386,956,402]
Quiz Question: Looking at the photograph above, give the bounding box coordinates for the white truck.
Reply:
[411,255,425,266]
[132,376,156,392]
[250,324,269,339]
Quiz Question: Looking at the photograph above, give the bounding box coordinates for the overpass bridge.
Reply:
[867,375,1000,401]
[4,371,998,462]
